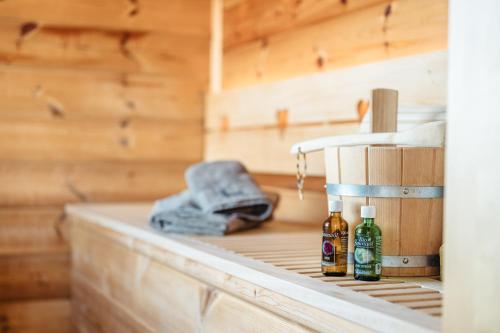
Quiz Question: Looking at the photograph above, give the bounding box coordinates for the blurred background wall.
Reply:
[0,1,208,330]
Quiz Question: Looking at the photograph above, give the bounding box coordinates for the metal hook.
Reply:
[296,147,307,200]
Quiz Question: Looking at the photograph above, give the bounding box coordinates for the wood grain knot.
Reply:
[384,3,392,17]
[120,118,131,128]
[16,21,38,49]
[48,102,65,118]
[276,109,288,129]
[220,115,229,132]
[20,21,38,38]
[128,0,140,17]
[357,99,370,121]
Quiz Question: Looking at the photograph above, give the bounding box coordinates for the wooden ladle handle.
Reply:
[371,88,398,133]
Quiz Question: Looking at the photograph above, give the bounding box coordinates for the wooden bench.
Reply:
[67,203,442,333]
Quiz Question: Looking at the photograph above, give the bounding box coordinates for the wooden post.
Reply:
[371,88,398,133]
[210,0,223,93]
[444,0,500,331]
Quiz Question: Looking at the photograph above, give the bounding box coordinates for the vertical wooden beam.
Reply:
[444,0,500,331]
[210,0,223,93]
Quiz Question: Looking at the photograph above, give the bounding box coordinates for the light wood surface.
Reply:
[207,51,447,132]
[262,186,327,224]
[210,0,224,93]
[368,147,402,276]
[400,148,442,276]
[208,20,447,234]
[0,117,201,162]
[0,299,72,333]
[71,216,358,333]
[0,207,68,256]
[372,89,399,133]
[222,0,448,88]
[67,203,442,333]
[0,0,210,35]
[0,253,69,302]
[0,162,187,206]
[223,0,384,49]
[0,67,204,121]
[205,51,447,182]
[206,123,359,175]
[0,0,209,325]
[72,225,209,332]
[325,146,443,276]
[0,19,208,77]
[72,275,154,333]
[444,1,500,331]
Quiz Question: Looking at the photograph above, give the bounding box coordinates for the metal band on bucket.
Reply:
[326,183,444,199]
[382,255,440,268]
[347,253,440,267]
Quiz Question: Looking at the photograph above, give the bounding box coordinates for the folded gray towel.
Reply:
[150,161,277,236]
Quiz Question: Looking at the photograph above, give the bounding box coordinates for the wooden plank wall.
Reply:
[223,0,448,89]
[0,1,209,331]
[206,0,448,223]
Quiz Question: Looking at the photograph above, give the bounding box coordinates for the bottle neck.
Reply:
[362,217,375,226]
[329,211,342,218]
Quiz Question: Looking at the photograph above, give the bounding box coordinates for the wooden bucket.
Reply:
[324,145,444,276]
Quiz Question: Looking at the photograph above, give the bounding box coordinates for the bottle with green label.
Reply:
[321,200,349,276]
[354,205,382,281]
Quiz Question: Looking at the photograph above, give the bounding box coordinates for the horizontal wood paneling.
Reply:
[0,0,210,36]
[0,207,70,310]
[0,207,71,307]
[0,207,68,256]
[72,222,320,333]
[254,173,325,192]
[224,0,384,48]
[202,291,313,333]
[254,174,326,224]
[0,118,201,162]
[0,20,208,78]
[208,51,447,130]
[72,276,155,333]
[0,0,209,316]
[205,124,359,175]
[0,19,208,78]
[0,299,72,333]
[0,253,70,301]
[0,67,203,121]
[264,186,327,224]
[72,223,211,332]
[223,0,448,88]
[0,161,188,206]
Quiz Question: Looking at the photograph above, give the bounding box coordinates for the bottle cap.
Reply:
[361,205,376,218]
[328,200,343,213]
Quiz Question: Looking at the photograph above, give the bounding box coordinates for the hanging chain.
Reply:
[296,148,307,200]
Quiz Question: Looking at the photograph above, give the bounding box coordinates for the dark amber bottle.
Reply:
[321,200,348,276]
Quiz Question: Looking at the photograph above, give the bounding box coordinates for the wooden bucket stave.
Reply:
[325,146,444,276]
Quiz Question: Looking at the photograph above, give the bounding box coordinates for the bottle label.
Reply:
[354,234,382,275]
[321,231,348,266]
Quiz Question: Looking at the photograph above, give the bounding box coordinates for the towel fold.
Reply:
[150,161,278,236]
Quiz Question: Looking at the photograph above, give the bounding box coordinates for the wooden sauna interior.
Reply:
[1,0,499,332]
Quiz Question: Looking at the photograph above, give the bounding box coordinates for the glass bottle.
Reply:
[321,200,348,276]
[354,205,382,281]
